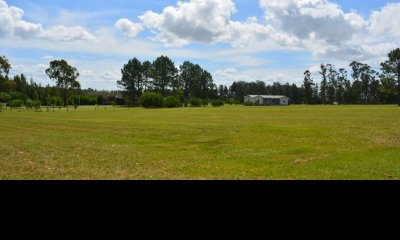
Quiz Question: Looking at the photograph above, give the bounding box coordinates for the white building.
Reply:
[244,95,290,106]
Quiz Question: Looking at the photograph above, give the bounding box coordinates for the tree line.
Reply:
[1,48,399,110]
[0,56,123,110]
[225,49,400,106]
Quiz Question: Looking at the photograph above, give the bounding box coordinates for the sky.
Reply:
[1,0,399,90]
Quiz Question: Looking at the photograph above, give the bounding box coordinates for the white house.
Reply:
[244,95,290,106]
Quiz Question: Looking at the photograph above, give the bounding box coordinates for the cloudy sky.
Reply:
[1,0,399,90]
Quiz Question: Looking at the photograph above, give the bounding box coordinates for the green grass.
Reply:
[1,105,399,179]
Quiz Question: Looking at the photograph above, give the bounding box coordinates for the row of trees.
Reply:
[302,49,400,105]
[117,56,218,106]
[2,48,399,109]
[0,56,124,109]
[223,49,400,106]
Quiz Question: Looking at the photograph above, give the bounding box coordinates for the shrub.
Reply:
[164,96,181,108]
[33,100,41,112]
[46,96,62,111]
[201,99,209,107]
[244,102,254,106]
[80,96,97,105]
[211,99,224,107]
[0,103,3,112]
[10,99,23,109]
[0,92,11,103]
[68,95,81,106]
[140,92,164,108]
[25,99,34,109]
[225,98,235,105]
[189,97,201,107]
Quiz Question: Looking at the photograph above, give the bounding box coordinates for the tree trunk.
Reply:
[132,93,135,107]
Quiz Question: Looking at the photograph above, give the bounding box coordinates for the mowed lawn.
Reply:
[0,105,399,179]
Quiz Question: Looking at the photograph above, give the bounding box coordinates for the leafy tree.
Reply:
[327,64,337,103]
[319,64,328,104]
[45,60,80,107]
[350,61,378,104]
[152,56,177,96]
[379,76,397,104]
[180,61,196,100]
[381,48,400,106]
[142,61,153,92]
[303,70,314,104]
[0,56,11,77]
[117,58,143,106]
[337,69,347,104]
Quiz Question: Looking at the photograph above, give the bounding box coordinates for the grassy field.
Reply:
[0,105,399,180]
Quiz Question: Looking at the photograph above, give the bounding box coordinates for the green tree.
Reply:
[327,64,337,103]
[180,61,196,100]
[142,60,152,92]
[303,70,314,104]
[117,58,143,106]
[319,64,328,104]
[350,61,378,104]
[0,56,11,77]
[381,48,400,106]
[45,60,80,107]
[337,69,347,104]
[152,56,178,96]
[0,56,12,92]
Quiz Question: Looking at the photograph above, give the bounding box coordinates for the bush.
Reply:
[0,92,11,103]
[225,98,235,105]
[79,96,97,105]
[211,99,224,107]
[140,92,164,108]
[189,97,201,107]
[33,100,41,112]
[10,99,23,109]
[46,96,62,111]
[164,96,181,108]
[68,95,81,106]
[201,99,209,107]
[25,99,34,109]
[244,102,254,106]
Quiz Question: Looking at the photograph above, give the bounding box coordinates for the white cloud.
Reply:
[115,18,143,37]
[0,0,43,39]
[258,0,400,64]
[214,67,305,86]
[42,55,55,61]
[369,3,400,41]
[139,0,276,47]
[214,68,254,85]
[260,0,366,45]
[0,0,95,42]
[38,26,96,42]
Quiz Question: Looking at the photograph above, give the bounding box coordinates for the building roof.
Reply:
[246,95,289,99]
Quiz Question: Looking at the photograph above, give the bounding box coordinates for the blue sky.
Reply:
[1,0,399,90]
